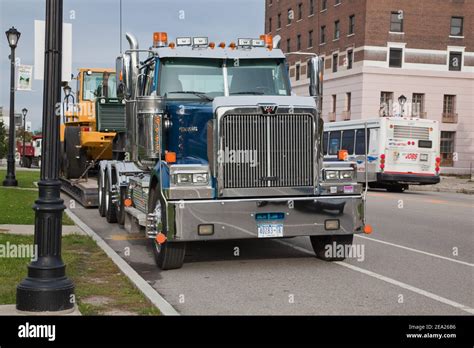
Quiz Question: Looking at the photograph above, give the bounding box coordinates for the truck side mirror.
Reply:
[308,56,323,98]
[116,54,133,99]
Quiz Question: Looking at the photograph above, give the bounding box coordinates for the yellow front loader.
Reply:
[60,68,123,179]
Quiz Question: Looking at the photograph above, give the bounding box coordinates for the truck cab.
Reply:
[99,32,367,270]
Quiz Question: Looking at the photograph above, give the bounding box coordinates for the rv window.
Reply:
[341,130,355,154]
[355,129,369,155]
[328,131,341,155]
[322,132,328,155]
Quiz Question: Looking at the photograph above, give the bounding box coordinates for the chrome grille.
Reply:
[221,114,314,189]
[393,125,430,140]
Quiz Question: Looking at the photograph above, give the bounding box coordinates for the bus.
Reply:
[323,117,441,192]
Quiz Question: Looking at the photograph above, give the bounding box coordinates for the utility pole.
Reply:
[16,0,75,312]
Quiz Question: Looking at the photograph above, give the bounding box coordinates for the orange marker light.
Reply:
[219,42,226,48]
[338,149,348,161]
[260,34,273,47]
[153,32,168,47]
[363,225,373,234]
[156,232,167,245]
[168,42,176,49]
[124,198,132,207]
[229,42,237,50]
[165,151,176,163]
[209,42,215,49]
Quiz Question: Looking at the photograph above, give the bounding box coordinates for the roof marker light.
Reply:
[218,42,226,48]
[209,42,216,49]
[259,34,273,47]
[153,32,168,48]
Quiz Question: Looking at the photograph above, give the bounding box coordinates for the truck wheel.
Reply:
[310,235,354,261]
[25,157,32,168]
[64,126,85,179]
[149,187,186,270]
[105,172,117,223]
[98,169,106,217]
[116,186,126,225]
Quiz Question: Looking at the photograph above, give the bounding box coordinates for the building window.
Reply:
[443,95,456,114]
[308,30,313,47]
[349,15,355,34]
[333,53,338,72]
[449,52,462,71]
[309,0,314,15]
[287,38,291,53]
[320,26,326,44]
[334,20,340,40]
[412,93,425,117]
[345,92,351,111]
[380,92,394,117]
[332,94,337,112]
[389,48,403,68]
[298,3,303,20]
[297,34,302,51]
[277,13,281,29]
[268,18,272,32]
[450,17,463,36]
[269,0,272,5]
[440,131,455,167]
[288,8,293,25]
[347,49,353,69]
[322,0,327,11]
[390,11,403,32]
[335,0,341,5]
[296,64,301,81]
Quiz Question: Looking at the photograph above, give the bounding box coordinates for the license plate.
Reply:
[257,224,283,238]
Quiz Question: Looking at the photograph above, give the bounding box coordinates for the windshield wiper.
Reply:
[167,91,213,101]
[230,91,264,95]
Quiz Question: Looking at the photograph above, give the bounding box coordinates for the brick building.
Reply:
[265,0,473,173]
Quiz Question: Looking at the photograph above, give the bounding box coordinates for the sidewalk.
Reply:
[0,225,85,236]
[410,175,474,194]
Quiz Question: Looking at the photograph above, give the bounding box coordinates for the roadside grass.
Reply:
[0,187,74,225]
[0,233,160,315]
[0,169,39,189]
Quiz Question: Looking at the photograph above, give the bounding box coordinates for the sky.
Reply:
[0,0,265,130]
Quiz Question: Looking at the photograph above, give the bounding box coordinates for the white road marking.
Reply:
[275,239,474,315]
[355,234,474,267]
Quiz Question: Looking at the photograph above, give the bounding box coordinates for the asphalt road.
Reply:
[65,189,474,315]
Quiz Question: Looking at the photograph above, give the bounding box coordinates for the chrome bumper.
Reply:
[165,195,364,242]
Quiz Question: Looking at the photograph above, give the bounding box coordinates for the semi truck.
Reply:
[97,32,368,270]
[17,136,42,168]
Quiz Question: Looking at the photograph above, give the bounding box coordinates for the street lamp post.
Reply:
[21,108,27,167]
[16,0,75,312]
[3,27,21,187]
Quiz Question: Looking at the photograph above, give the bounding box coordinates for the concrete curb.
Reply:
[409,187,474,195]
[0,304,81,316]
[64,208,180,316]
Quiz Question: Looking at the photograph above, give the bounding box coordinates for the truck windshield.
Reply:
[227,59,290,96]
[82,72,117,101]
[159,58,290,99]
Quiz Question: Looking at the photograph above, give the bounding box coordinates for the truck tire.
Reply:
[148,186,186,270]
[105,172,117,223]
[98,169,106,217]
[310,234,354,261]
[64,126,86,179]
[116,186,126,225]
[387,185,406,193]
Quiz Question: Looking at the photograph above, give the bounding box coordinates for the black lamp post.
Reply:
[398,94,407,117]
[21,108,27,167]
[17,0,75,312]
[3,27,21,187]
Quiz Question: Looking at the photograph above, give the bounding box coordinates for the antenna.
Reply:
[120,0,123,53]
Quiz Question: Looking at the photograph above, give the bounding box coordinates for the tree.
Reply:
[0,121,7,159]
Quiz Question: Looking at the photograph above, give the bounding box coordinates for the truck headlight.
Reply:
[325,171,339,180]
[339,171,354,180]
[170,165,211,187]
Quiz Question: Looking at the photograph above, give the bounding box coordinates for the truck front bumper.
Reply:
[165,195,364,242]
